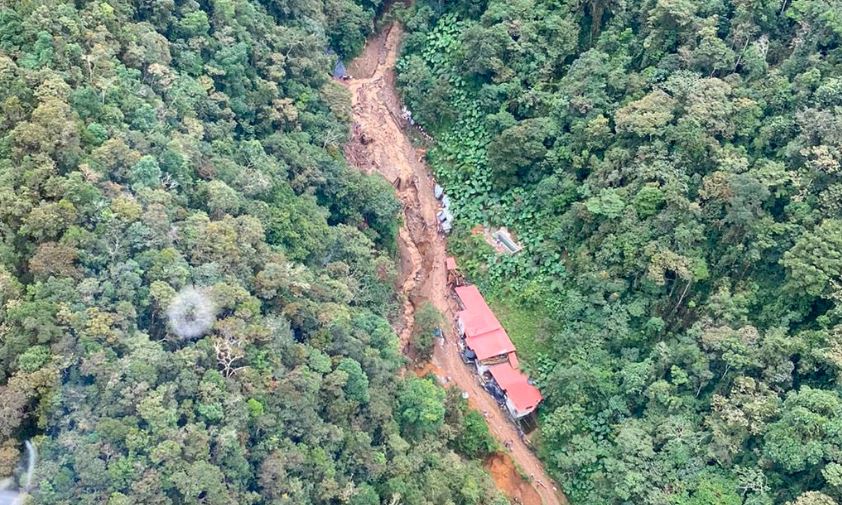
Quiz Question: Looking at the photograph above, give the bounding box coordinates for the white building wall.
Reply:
[505,397,535,419]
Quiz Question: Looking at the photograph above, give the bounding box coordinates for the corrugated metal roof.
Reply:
[333,60,347,78]
[455,286,505,335]
[457,308,503,338]
[488,362,542,412]
[508,352,519,369]
[456,285,515,359]
[455,284,542,411]
[454,285,486,311]
[488,361,527,389]
[465,328,516,360]
[506,379,543,412]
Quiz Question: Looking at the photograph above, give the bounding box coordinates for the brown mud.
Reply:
[342,23,567,505]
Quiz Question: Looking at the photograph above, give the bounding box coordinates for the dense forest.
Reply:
[397,0,842,504]
[0,1,506,504]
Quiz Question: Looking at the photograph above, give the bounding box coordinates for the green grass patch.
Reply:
[487,296,551,365]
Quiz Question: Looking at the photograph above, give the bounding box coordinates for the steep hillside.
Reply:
[0,2,505,504]
[398,1,842,503]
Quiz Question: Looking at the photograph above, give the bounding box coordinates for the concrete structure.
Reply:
[492,227,522,254]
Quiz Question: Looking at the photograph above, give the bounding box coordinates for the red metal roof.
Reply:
[448,286,543,412]
[465,328,516,360]
[454,284,543,413]
[506,380,543,412]
[488,361,527,389]
[488,362,543,412]
[454,285,485,311]
[456,285,514,358]
[457,308,503,338]
[455,285,506,338]
[446,256,458,271]
[508,353,519,369]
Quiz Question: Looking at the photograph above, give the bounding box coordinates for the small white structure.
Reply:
[492,228,522,254]
[401,106,415,125]
[437,209,454,234]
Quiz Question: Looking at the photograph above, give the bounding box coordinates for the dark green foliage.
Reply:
[0,1,503,504]
[398,0,842,503]
[411,301,444,360]
[452,410,496,460]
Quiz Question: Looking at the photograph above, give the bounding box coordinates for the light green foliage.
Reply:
[680,473,742,505]
[615,90,677,137]
[336,357,370,404]
[398,376,446,438]
[790,492,840,505]
[488,297,548,362]
[764,388,842,474]
[585,188,627,219]
[783,220,842,298]
[15,345,50,373]
[398,0,842,502]
[204,180,242,218]
[633,185,666,219]
[0,2,504,504]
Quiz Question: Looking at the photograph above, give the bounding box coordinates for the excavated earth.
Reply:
[342,23,567,505]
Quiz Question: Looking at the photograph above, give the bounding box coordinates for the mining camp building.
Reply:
[453,282,543,419]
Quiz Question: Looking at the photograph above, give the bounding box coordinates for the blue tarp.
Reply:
[333,60,347,79]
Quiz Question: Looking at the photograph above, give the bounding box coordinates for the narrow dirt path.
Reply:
[343,23,567,505]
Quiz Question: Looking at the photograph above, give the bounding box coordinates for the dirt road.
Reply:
[342,23,567,505]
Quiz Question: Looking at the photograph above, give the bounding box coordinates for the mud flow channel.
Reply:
[342,23,567,505]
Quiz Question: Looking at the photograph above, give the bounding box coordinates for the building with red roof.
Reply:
[507,352,519,369]
[453,284,543,419]
[488,362,543,418]
[458,306,504,339]
[454,286,514,362]
[454,285,485,312]
[465,328,516,361]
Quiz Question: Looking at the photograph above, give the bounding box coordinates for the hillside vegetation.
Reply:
[0,1,503,504]
[398,1,842,503]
